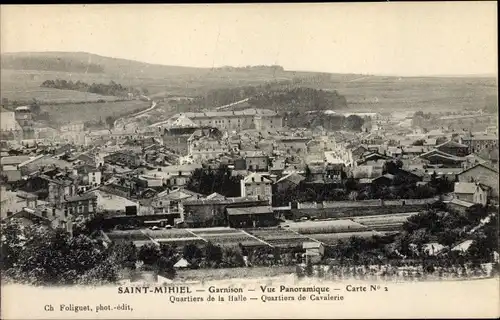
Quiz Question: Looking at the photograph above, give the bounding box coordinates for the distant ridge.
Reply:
[0,51,209,77]
[1,51,496,79]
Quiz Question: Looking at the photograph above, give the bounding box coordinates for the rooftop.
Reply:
[454,182,476,194]
[276,172,305,185]
[176,108,278,119]
[226,206,273,216]
[0,155,31,166]
[183,196,264,206]
[243,172,273,184]
[449,198,475,208]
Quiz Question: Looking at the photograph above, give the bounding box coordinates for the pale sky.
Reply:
[1,3,497,76]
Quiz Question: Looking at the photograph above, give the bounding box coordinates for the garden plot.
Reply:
[285,219,368,234]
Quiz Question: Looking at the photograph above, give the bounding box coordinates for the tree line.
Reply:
[284,112,365,131]
[187,80,347,111]
[248,86,347,113]
[273,162,453,206]
[1,221,119,286]
[186,167,242,197]
[41,79,148,98]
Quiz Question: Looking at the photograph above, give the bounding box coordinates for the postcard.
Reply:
[0,2,498,319]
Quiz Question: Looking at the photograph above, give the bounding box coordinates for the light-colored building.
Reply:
[275,137,310,158]
[240,172,273,205]
[457,163,499,199]
[461,134,499,154]
[245,152,269,172]
[454,182,489,206]
[76,164,102,187]
[188,135,229,163]
[167,108,282,132]
[0,107,23,141]
[1,107,21,131]
[143,164,202,189]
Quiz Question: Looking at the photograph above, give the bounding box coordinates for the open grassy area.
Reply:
[41,100,150,124]
[2,53,496,113]
[311,76,497,112]
[0,69,122,104]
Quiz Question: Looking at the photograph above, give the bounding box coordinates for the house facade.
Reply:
[457,163,499,198]
[240,172,273,205]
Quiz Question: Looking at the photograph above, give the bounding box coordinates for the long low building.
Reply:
[166,108,283,132]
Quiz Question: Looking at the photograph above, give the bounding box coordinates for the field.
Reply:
[189,228,266,247]
[104,219,407,249]
[307,231,385,245]
[293,205,427,220]
[352,212,418,231]
[106,230,151,243]
[0,69,122,104]
[312,76,497,112]
[41,100,150,124]
[2,52,497,114]
[143,228,201,246]
[285,219,368,234]
[246,228,311,248]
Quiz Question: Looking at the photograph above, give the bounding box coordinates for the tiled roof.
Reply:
[449,198,475,208]
[226,206,273,216]
[276,172,305,185]
[243,172,273,184]
[454,182,476,194]
[183,196,263,206]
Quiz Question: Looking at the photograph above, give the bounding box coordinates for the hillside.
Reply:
[0,52,207,77]
[1,51,497,113]
[1,52,331,104]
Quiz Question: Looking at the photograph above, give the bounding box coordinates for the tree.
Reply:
[112,242,138,269]
[138,243,161,266]
[465,204,488,224]
[1,219,118,286]
[30,99,41,116]
[183,243,202,261]
[413,139,425,146]
[187,167,241,197]
[344,115,364,131]
[304,165,312,181]
[222,247,244,267]
[205,242,223,265]
[105,116,115,129]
